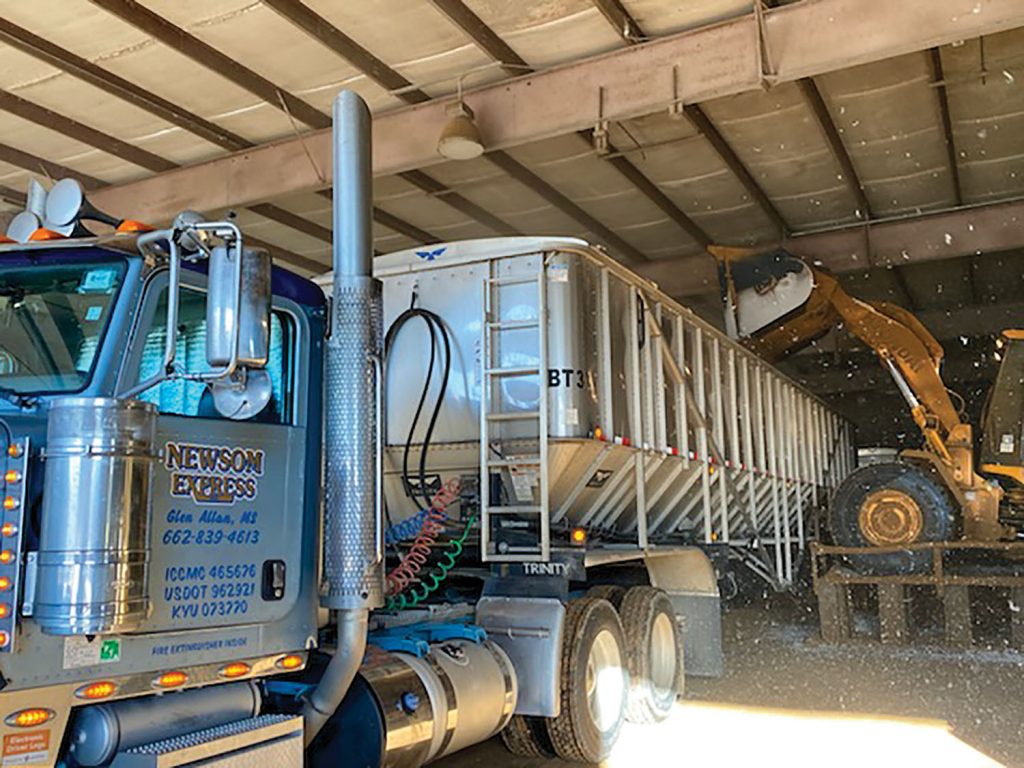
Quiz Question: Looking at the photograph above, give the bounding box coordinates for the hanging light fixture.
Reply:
[437,73,484,160]
[437,100,484,160]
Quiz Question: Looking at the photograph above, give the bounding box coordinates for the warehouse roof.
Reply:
[0,0,1021,318]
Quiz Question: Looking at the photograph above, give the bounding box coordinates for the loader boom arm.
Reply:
[711,246,965,456]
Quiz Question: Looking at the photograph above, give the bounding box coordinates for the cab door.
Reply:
[118,270,311,635]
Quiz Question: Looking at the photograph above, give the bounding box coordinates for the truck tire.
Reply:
[619,587,684,724]
[545,597,628,763]
[585,584,626,609]
[500,714,555,758]
[830,461,955,574]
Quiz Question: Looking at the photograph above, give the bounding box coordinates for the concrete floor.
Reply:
[440,596,1023,767]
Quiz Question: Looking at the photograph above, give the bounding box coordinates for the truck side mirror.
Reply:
[206,244,272,370]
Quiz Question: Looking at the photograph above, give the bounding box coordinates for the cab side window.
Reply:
[134,285,295,424]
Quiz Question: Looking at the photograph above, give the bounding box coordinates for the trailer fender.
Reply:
[643,548,723,677]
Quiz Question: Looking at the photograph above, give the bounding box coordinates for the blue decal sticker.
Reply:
[415,247,446,261]
[79,268,118,293]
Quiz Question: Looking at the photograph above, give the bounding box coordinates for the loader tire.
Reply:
[619,587,684,724]
[585,584,627,609]
[500,714,555,758]
[830,461,955,574]
[545,597,628,763]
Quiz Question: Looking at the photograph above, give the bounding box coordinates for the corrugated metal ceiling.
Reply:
[0,0,1020,308]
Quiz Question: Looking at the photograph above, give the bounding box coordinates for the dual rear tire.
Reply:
[500,587,684,763]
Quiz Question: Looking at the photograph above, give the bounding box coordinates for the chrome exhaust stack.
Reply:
[304,90,383,743]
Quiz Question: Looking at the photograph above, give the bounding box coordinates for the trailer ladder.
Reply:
[479,265,550,562]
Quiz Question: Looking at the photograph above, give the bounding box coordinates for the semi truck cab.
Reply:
[0,236,325,766]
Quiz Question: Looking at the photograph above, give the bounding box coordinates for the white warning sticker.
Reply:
[62,636,121,669]
[547,264,569,283]
[1000,433,1015,454]
[509,465,538,502]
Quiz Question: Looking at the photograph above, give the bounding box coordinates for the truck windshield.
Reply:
[0,260,126,394]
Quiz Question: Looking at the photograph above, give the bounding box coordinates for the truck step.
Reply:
[112,715,303,768]
[487,319,539,330]
[487,275,537,286]
[488,456,542,467]
[487,505,543,514]
[484,366,539,377]
[487,411,541,422]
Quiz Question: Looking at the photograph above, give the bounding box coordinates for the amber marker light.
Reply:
[2,497,18,512]
[116,219,155,234]
[276,654,303,671]
[570,527,587,546]
[153,671,188,689]
[219,662,251,679]
[0,605,10,620]
[3,470,20,485]
[28,228,66,242]
[6,444,22,459]
[0,551,14,565]
[0,577,11,591]
[0,631,9,648]
[1,523,16,537]
[5,708,54,728]
[75,681,117,700]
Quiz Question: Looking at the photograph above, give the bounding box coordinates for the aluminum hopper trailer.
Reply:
[316,234,856,697]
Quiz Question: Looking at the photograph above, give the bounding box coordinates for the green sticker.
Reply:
[99,639,121,663]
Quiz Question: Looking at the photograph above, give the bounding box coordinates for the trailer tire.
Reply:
[500,715,556,758]
[619,587,684,723]
[830,461,955,574]
[546,597,628,763]
[585,584,626,609]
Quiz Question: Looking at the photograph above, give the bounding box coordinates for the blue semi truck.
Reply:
[0,91,848,767]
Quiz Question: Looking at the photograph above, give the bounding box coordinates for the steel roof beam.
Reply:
[262,0,429,105]
[310,189,440,244]
[0,89,330,248]
[590,0,645,43]
[398,170,520,236]
[431,3,705,248]
[5,1,440,247]
[487,150,647,264]
[680,104,789,235]
[592,0,789,236]
[247,203,332,243]
[797,78,872,219]
[244,234,328,274]
[372,206,442,244]
[638,197,1024,297]
[594,136,711,248]
[89,0,1024,221]
[928,47,964,207]
[265,0,523,236]
[428,0,530,76]
[0,89,175,173]
[0,186,26,208]
[0,142,104,190]
[0,19,250,152]
[89,0,330,129]
[890,265,917,310]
